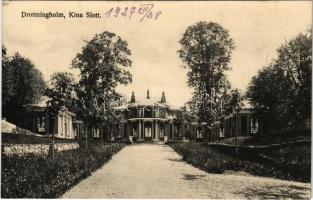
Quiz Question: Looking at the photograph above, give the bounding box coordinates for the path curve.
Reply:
[62,143,310,199]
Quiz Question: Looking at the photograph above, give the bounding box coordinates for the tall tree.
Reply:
[2,52,46,124]
[2,45,14,108]
[247,30,311,132]
[72,31,132,141]
[46,72,75,119]
[178,21,235,133]
[45,72,75,159]
[225,89,244,115]
[275,31,312,126]
[175,105,197,140]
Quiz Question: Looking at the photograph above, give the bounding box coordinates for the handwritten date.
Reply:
[105,4,162,22]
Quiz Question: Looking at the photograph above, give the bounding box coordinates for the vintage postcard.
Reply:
[1,1,312,199]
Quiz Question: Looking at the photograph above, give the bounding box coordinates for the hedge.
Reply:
[1,142,126,198]
[169,142,310,182]
[2,132,78,144]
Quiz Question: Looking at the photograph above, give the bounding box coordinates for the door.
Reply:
[241,116,248,135]
[145,127,151,138]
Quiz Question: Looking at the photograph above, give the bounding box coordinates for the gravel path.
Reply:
[62,143,311,199]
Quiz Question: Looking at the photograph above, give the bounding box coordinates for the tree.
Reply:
[178,21,235,137]
[46,72,75,118]
[247,30,311,132]
[275,31,311,126]
[247,64,294,132]
[45,72,75,159]
[2,45,14,108]
[175,105,196,140]
[72,31,132,142]
[2,52,46,124]
[225,89,244,115]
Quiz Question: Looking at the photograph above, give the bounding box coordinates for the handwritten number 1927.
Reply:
[104,4,162,21]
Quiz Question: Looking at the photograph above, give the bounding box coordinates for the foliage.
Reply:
[174,107,196,139]
[72,31,132,139]
[2,50,46,124]
[1,143,126,198]
[2,132,78,144]
[247,30,312,131]
[2,45,14,108]
[178,21,235,125]
[46,72,76,121]
[224,89,244,115]
[216,129,311,146]
[169,141,310,182]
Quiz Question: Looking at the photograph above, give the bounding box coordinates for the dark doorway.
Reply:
[241,116,247,135]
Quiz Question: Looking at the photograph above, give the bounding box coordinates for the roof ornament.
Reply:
[160,91,166,103]
[131,91,136,103]
[147,89,150,99]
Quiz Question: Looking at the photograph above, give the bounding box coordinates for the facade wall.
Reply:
[22,110,49,135]
[22,108,76,139]
[212,110,259,140]
[55,111,75,139]
[118,104,178,141]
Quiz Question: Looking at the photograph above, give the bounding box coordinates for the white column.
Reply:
[156,121,158,139]
[143,120,145,139]
[69,117,72,138]
[57,116,61,137]
[138,120,141,139]
[152,121,154,139]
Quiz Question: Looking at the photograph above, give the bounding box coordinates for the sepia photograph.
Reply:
[1,1,312,199]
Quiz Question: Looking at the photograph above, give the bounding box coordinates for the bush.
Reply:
[1,142,126,198]
[169,142,310,182]
[2,132,78,144]
[217,129,311,146]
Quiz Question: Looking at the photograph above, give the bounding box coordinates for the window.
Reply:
[133,128,137,137]
[92,128,100,138]
[251,118,258,134]
[219,127,224,137]
[60,116,63,136]
[37,116,45,132]
[159,129,164,138]
[160,109,165,118]
[196,129,203,138]
[145,127,151,137]
[65,121,67,137]
[144,107,152,118]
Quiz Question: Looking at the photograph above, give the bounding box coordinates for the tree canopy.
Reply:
[178,21,235,125]
[2,49,46,124]
[247,30,312,131]
[46,72,76,120]
[72,31,132,137]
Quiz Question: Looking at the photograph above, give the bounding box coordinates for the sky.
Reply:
[3,1,312,108]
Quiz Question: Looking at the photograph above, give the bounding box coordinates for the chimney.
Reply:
[160,91,166,103]
[147,89,150,99]
[131,91,136,103]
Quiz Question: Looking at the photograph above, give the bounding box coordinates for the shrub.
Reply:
[1,143,126,198]
[2,132,78,144]
[169,142,310,182]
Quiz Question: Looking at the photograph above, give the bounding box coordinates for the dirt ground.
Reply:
[62,143,311,199]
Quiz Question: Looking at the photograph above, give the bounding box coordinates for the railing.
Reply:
[128,112,166,119]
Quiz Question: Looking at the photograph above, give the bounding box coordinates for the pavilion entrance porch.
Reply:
[128,119,173,141]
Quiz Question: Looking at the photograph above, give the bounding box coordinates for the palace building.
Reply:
[114,90,179,142]
[21,96,79,139]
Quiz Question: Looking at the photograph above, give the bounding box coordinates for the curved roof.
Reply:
[113,94,179,111]
[128,98,169,108]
